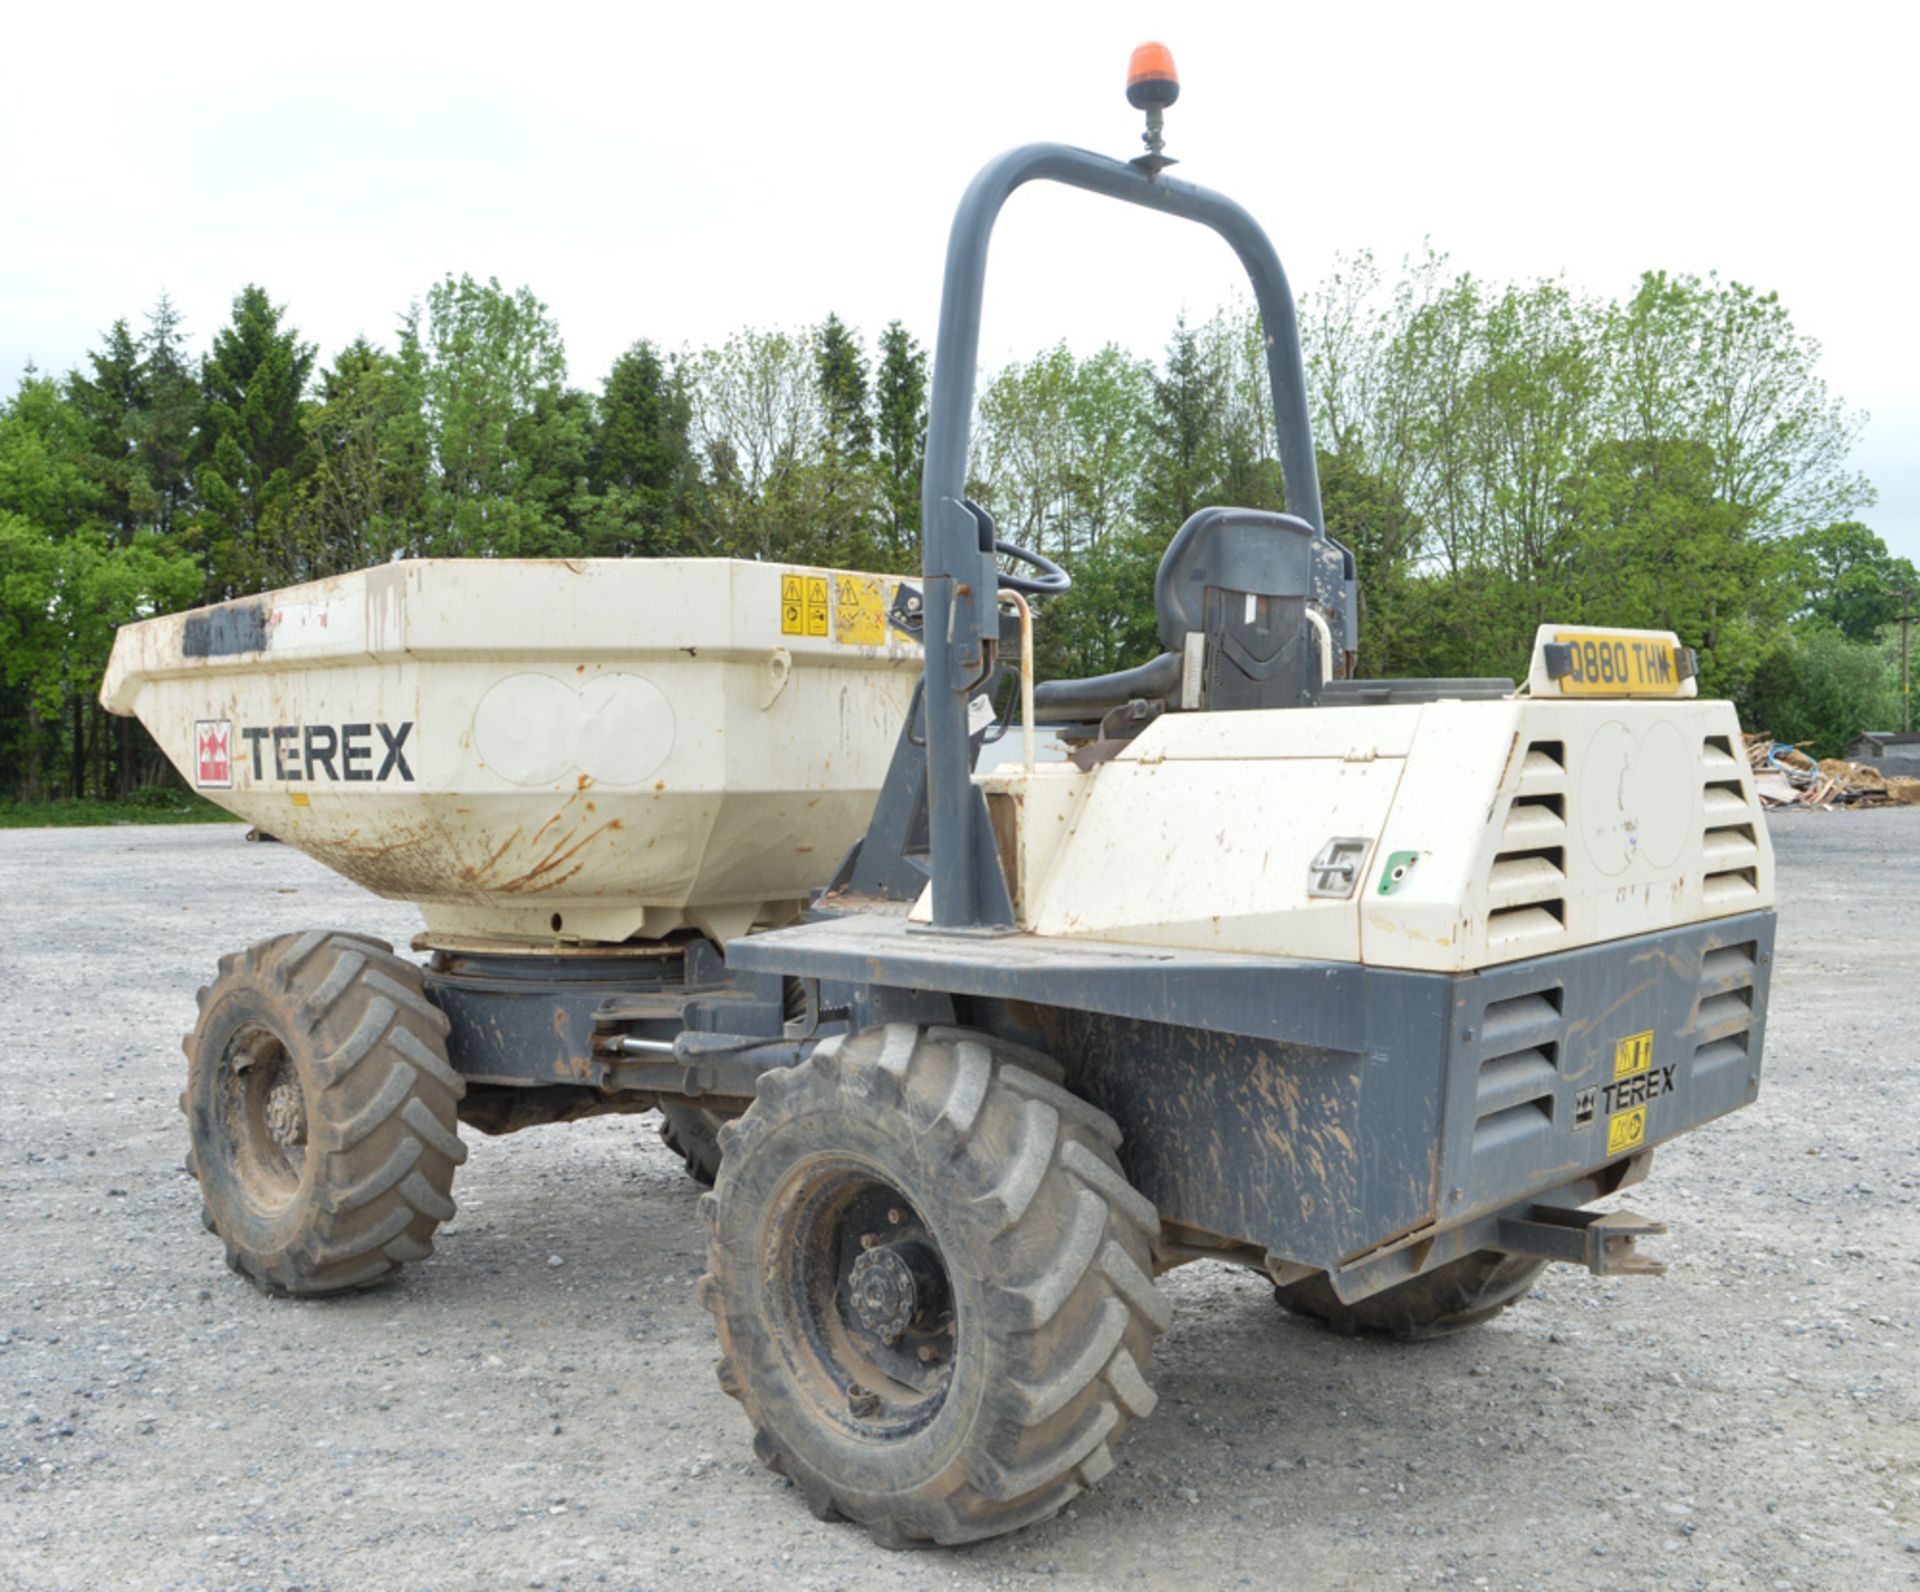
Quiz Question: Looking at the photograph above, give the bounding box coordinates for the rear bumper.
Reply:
[1036,910,1774,1275]
[1436,908,1773,1228]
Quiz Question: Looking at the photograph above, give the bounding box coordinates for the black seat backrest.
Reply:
[1030,505,1358,723]
[1156,507,1350,710]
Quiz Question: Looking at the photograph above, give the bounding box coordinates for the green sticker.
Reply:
[1378,850,1421,895]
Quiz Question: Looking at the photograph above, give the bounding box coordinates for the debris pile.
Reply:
[1744,734,1920,810]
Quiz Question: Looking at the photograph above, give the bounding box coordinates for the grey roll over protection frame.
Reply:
[917,142,1323,931]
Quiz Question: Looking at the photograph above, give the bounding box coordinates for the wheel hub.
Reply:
[264,1072,307,1152]
[218,1026,309,1205]
[766,1166,957,1439]
[849,1244,922,1343]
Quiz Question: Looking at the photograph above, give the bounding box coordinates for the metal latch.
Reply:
[1307,837,1373,899]
[888,583,925,639]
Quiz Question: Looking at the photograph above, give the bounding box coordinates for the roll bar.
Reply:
[918,142,1322,931]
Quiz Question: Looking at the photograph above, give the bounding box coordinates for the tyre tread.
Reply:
[705,1025,1170,1548]
[183,929,463,1298]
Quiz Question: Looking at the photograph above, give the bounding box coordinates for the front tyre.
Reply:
[698,1025,1169,1547]
[183,930,466,1295]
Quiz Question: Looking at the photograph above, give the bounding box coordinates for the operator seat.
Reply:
[1031,507,1357,721]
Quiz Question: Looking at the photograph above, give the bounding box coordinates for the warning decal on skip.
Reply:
[832,575,888,647]
[780,574,830,639]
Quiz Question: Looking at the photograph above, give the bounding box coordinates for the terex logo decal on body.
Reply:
[1574,1029,1676,1153]
[194,720,232,788]
[1602,1029,1669,1154]
[1602,1064,1675,1114]
[203,721,417,784]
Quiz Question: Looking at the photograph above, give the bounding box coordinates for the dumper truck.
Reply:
[102,45,1775,1547]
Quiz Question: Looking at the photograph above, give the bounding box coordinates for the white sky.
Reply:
[6,0,1917,562]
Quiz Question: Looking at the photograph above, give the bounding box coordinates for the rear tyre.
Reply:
[657,1103,727,1187]
[182,930,466,1296]
[699,1025,1169,1547]
[1274,1249,1548,1341]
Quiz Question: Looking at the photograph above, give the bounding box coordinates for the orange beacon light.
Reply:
[1126,42,1179,110]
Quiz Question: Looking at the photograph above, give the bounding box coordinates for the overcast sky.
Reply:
[6,0,1916,561]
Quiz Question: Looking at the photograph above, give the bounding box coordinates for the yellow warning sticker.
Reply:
[780,573,831,639]
[832,575,889,647]
[1614,1030,1653,1079]
[1607,1106,1648,1154]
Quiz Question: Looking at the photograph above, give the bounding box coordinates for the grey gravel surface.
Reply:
[1,814,1916,1590]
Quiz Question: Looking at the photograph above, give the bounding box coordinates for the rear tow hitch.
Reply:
[1497,1205,1669,1277]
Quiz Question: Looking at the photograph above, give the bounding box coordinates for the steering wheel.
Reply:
[993,539,1072,597]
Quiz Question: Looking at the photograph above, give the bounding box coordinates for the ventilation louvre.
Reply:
[1701,825,1759,870]
[1488,743,1569,951]
[1691,940,1758,1080]
[1700,735,1763,906]
[1518,739,1566,790]
[1471,984,1562,1155]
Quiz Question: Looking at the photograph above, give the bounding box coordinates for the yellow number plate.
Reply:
[1552,631,1686,696]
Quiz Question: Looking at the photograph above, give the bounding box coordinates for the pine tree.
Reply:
[583,340,699,555]
[1137,315,1226,534]
[65,320,146,543]
[137,294,203,542]
[195,285,317,592]
[815,313,872,459]
[873,320,927,556]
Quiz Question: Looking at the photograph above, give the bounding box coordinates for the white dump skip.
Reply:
[102,558,921,944]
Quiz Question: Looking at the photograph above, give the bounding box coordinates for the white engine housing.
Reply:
[980,697,1773,974]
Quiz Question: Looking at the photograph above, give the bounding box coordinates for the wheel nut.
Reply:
[887,1207,905,1225]
[917,1345,937,1363]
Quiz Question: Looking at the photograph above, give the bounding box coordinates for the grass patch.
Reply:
[0,791,243,828]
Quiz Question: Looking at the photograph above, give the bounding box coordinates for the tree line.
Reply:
[1,258,1912,803]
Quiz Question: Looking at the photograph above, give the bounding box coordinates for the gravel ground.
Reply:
[1,813,1916,1591]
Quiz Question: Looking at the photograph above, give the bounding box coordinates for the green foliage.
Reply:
[289,337,430,573]
[873,320,927,559]
[686,321,908,573]
[0,250,1894,811]
[0,368,200,799]
[584,341,699,557]
[815,314,873,460]
[1298,251,1875,700]
[414,274,585,557]
[1785,520,1918,642]
[194,285,318,593]
[0,792,238,827]
[1316,445,1422,675]
[1745,628,1903,758]
[971,342,1154,566]
[64,319,149,541]
[1027,527,1161,682]
[1137,316,1226,531]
